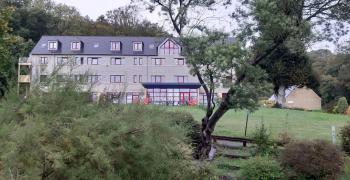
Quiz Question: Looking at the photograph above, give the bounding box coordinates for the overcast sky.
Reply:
[53,0,347,52]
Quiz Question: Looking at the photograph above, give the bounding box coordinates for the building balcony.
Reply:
[18,75,31,83]
[19,57,31,66]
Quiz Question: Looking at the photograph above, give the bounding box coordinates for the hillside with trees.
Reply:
[309,48,350,111]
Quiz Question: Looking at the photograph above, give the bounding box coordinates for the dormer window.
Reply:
[48,41,58,51]
[133,42,143,52]
[71,41,81,51]
[111,41,121,51]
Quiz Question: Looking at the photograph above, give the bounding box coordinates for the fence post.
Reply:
[332,126,336,144]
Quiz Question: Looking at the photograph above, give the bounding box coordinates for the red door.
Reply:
[180,92,190,105]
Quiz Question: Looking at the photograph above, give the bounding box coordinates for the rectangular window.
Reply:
[133,58,143,65]
[176,58,185,65]
[87,57,99,65]
[110,41,121,51]
[139,75,142,83]
[48,41,58,50]
[133,42,143,51]
[71,41,81,51]
[153,58,163,65]
[40,75,48,84]
[133,75,138,83]
[151,75,163,83]
[74,75,86,83]
[110,75,125,83]
[176,76,186,83]
[57,57,68,65]
[88,75,100,83]
[111,58,122,65]
[80,57,84,65]
[56,75,68,82]
[40,57,48,65]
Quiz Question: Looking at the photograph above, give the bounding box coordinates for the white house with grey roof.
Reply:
[18,36,229,105]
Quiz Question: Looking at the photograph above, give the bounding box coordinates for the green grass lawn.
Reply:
[169,106,350,141]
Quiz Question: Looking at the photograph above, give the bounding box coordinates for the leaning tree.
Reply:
[133,0,350,158]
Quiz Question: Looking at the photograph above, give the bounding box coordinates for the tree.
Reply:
[259,44,320,107]
[138,0,350,158]
[0,7,15,98]
[309,44,350,111]
[105,5,169,36]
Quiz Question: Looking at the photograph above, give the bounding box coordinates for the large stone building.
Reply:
[18,36,229,105]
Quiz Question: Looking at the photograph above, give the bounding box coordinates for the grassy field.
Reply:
[169,107,350,141]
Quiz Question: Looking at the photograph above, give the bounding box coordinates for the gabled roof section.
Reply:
[158,38,181,48]
[31,36,168,56]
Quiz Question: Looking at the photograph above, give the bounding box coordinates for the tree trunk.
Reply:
[276,85,286,108]
[198,101,229,159]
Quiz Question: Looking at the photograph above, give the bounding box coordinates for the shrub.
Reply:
[251,122,274,155]
[167,111,201,158]
[277,131,294,146]
[280,140,345,179]
[340,123,350,155]
[0,85,207,179]
[333,97,349,114]
[239,156,284,179]
[339,157,350,180]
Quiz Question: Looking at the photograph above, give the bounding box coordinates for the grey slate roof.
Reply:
[31,36,171,56]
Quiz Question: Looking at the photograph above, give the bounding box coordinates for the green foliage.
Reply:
[339,157,350,180]
[280,140,345,179]
[239,156,284,180]
[0,85,207,179]
[251,121,275,156]
[334,97,349,114]
[310,49,350,110]
[340,123,350,155]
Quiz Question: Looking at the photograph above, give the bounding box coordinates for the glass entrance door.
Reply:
[180,92,190,105]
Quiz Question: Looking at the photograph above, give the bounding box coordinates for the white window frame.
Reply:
[139,75,143,83]
[176,75,187,83]
[48,41,58,50]
[57,57,68,65]
[133,42,143,52]
[111,58,122,65]
[151,75,163,83]
[110,41,121,51]
[40,57,48,65]
[133,75,138,83]
[176,58,185,65]
[133,57,143,65]
[87,57,99,65]
[71,41,81,51]
[153,58,163,65]
[88,75,100,83]
[110,75,125,83]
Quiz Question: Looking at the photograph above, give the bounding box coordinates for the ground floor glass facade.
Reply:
[147,88,198,105]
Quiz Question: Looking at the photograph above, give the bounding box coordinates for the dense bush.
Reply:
[280,140,345,179]
[333,97,349,114]
[166,111,201,158]
[239,156,284,179]
[340,123,350,154]
[0,85,207,179]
